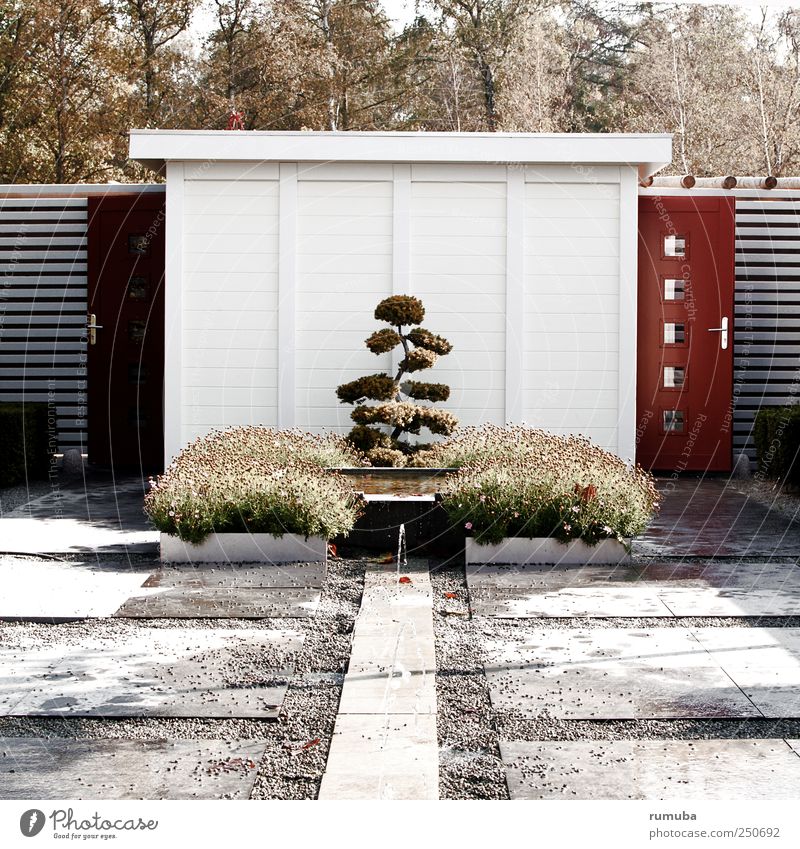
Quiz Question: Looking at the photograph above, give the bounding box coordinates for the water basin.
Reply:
[334,468,455,497]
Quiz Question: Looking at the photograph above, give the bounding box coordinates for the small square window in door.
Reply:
[128,407,149,428]
[127,276,149,301]
[128,234,149,255]
[663,410,685,433]
[128,320,146,344]
[128,363,148,384]
[663,234,687,258]
[663,366,686,389]
[664,278,686,301]
[663,322,687,345]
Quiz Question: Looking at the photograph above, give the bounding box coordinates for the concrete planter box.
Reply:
[160,532,328,564]
[465,537,631,566]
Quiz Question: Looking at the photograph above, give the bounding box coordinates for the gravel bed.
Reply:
[470,615,800,629]
[430,561,508,800]
[0,477,58,517]
[730,477,800,523]
[0,557,367,800]
[494,716,800,742]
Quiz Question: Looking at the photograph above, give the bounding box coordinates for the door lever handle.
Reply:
[87,313,103,346]
[707,316,728,350]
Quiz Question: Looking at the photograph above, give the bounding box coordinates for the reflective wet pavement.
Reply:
[634,478,800,558]
[1,477,158,554]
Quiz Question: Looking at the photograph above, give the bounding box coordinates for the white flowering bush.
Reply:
[437,425,659,546]
[144,427,365,544]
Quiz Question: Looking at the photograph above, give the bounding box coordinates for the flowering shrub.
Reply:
[336,294,458,466]
[144,427,365,544]
[437,425,659,546]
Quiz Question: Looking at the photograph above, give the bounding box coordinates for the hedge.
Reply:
[753,405,800,485]
[0,403,53,488]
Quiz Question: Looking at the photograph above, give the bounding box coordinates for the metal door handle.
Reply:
[87,314,103,346]
[707,316,728,350]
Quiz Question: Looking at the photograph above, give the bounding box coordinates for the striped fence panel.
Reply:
[734,194,800,460]
[0,196,88,452]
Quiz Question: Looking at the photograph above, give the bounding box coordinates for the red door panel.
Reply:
[637,196,735,472]
[87,194,165,471]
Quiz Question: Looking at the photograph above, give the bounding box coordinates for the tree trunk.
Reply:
[478,57,496,131]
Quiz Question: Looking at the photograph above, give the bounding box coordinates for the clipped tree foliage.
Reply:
[336,295,458,466]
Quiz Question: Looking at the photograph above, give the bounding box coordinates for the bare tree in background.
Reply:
[624,3,750,176]
[114,0,198,126]
[426,0,531,130]
[13,0,126,182]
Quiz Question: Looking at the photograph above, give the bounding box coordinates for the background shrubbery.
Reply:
[0,402,52,488]
[754,406,800,485]
[437,425,659,545]
[144,427,365,544]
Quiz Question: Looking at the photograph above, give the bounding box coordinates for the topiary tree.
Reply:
[336,295,459,466]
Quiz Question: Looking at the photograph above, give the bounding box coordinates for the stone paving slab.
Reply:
[0,558,153,620]
[319,561,438,799]
[634,479,800,558]
[470,586,672,618]
[660,587,800,617]
[318,714,439,800]
[467,561,800,618]
[485,629,760,719]
[1,628,302,718]
[2,479,158,554]
[692,628,800,717]
[500,739,800,800]
[115,587,321,618]
[144,563,326,589]
[0,518,158,554]
[0,558,325,620]
[0,738,265,799]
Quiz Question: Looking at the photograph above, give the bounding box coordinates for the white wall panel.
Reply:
[411,174,507,430]
[522,175,621,450]
[295,177,393,431]
[181,177,279,444]
[169,158,632,459]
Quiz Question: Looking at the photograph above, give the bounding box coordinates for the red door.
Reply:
[637,196,735,472]
[87,194,165,471]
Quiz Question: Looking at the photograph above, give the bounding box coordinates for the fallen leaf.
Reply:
[399,576,412,584]
[283,738,321,753]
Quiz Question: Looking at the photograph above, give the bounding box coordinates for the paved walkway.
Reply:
[319,560,438,800]
[471,477,800,800]
[5,474,800,800]
[1,476,158,554]
[634,478,800,558]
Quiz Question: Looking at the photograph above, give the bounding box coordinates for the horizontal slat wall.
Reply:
[734,194,800,460]
[0,197,88,451]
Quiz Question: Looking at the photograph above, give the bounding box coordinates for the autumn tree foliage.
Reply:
[336,295,458,467]
[7,2,800,180]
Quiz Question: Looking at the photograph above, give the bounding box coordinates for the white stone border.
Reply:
[160,532,328,564]
[465,537,631,565]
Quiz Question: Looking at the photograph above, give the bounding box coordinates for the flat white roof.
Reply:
[129,130,672,179]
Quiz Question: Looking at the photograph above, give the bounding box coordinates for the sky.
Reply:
[377,1,800,29]
[192,0,800,45]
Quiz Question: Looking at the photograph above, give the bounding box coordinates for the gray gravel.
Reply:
[0,557,367,800]
[431,561,509,800]
[0,477,56,517]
